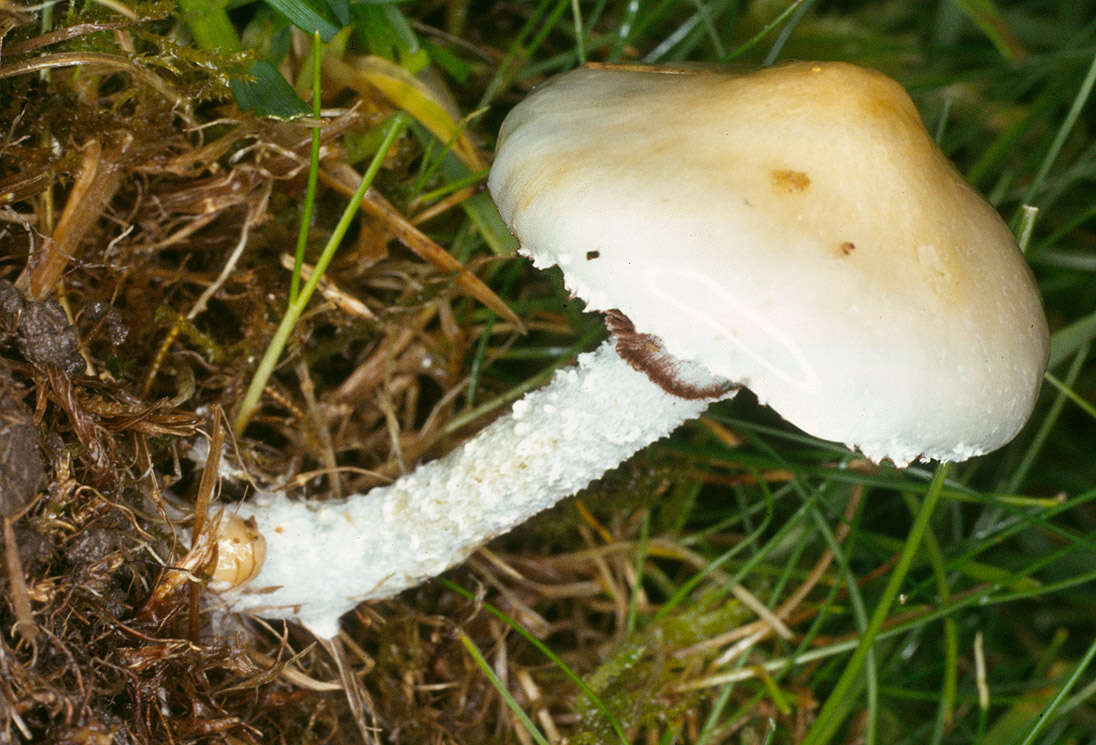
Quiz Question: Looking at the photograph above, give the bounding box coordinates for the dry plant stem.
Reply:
[223,339,727,639]
[141,318,183,396]
[4,19,138,55]
[0,52,184,108]
[186,183,269,321]
[2,516,36,644]
[322,637,380,745]
[189,409,223,642]
[16,138,126,299]
[333,311,428,402]
[0,644,32,740]
[245,647,343,692]
[410,183,479,225]
[279,253,374,319]
[294,358,342,500]
[318,167,522,330]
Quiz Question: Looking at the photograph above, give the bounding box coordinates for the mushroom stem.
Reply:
[223,338,728,639]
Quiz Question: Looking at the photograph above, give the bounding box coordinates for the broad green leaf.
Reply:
[231,61,311,118]
[263,0,340,40]
[324,54,486,171]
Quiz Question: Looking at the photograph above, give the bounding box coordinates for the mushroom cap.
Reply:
[488,62,1049,466]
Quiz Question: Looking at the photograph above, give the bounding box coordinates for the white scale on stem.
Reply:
[223,339,725,639]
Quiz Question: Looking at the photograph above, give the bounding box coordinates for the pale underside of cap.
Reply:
[488,62,1049,466]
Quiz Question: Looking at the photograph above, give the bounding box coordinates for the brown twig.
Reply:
[2,515,37,645]
[189,408,223,641]
[5,20,144,56]
[319,165,523,331]
[16,137,129,300]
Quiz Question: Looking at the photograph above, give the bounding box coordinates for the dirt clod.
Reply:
[0,386,44,515]
[0,279,84,376]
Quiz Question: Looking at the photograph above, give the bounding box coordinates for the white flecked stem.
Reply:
[222,339,726,638]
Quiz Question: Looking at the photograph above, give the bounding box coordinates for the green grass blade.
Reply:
[234,113,409,435]
[948,0,1026,62]
[722,0,809,62]
[263,0,340,39]
[458,631,550,745]
[1048,309,1096,369]
[1019,49,1096,209]
[288,32,325,304]
[1010,633,1096,745]
[230,61,311,118]
[1005,342,1089,493]
[441,579,631,745]
[178,0,240,51]
[800,464,951,745]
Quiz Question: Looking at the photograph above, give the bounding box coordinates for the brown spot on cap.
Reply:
[586,250,600,260]
[840,241,856,256]
[771,169,810,193]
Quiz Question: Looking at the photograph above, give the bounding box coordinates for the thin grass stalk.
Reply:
[234,112,409,435]
[289,32,324,305]
[800,463,951,745]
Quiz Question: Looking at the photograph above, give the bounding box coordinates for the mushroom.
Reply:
[217,61,1048,639]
